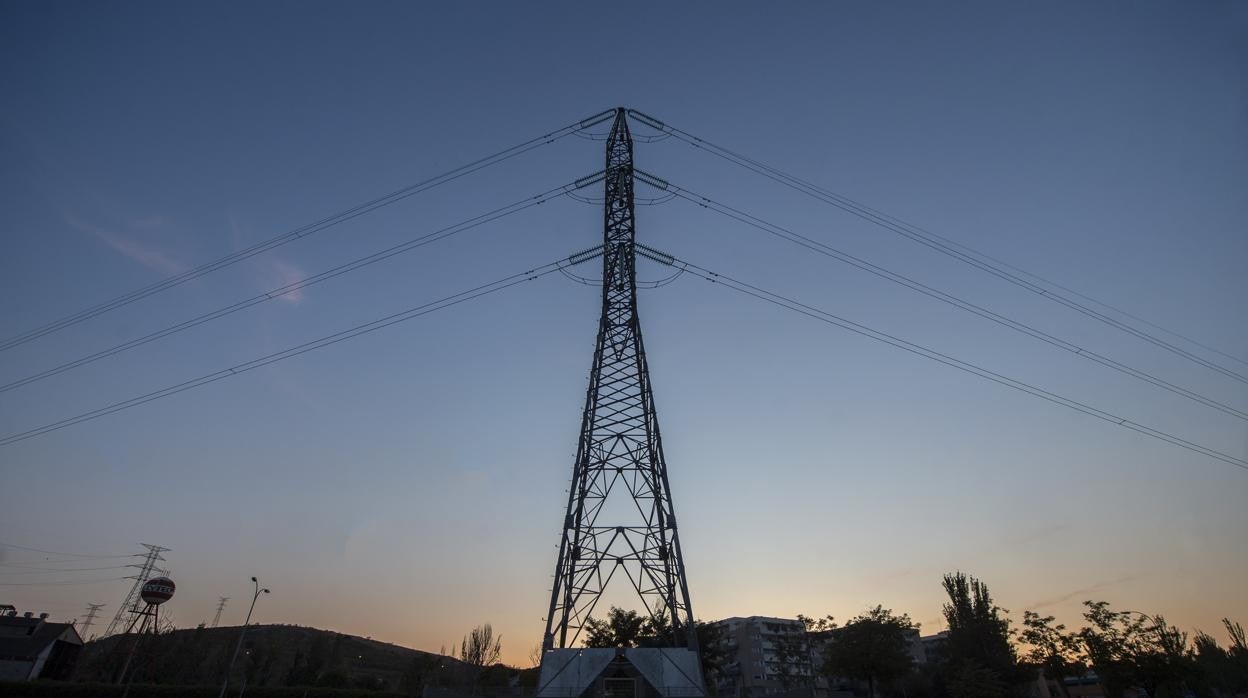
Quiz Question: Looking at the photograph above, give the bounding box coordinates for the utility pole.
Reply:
[219,576,269,698]
[211,597,229,628]
[542,108,697,652]
[103,544,169,638]
[79,602,106,640]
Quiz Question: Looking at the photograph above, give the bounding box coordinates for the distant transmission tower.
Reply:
[103,543,169,637]
[79,602,106,640]
[211,597,229,628]
[542,108,697,652]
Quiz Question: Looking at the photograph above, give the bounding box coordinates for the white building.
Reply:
[0,610,84,681]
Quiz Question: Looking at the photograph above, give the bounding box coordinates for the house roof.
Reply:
[0,618,83,660]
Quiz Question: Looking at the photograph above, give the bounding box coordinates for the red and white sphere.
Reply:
[140,576,176,606]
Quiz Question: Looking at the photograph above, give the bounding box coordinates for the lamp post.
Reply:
[219,576,269,698]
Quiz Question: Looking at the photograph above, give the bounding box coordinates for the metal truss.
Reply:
[103,543,169,638]
[543,108,696,652]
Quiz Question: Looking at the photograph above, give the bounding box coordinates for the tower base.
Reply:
[537,648,706,698]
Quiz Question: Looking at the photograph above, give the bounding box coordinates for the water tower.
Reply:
[116,576,175,688]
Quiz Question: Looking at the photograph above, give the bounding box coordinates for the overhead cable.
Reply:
[668,256,1248,472]
[0,173,603,395]
[0,565,131,575]
[635,170,1248,423]
[0,256,579,447]
[0,543,139,559]
[629,109,1248,384]
[0,577,129,587]
[0,108,614,353]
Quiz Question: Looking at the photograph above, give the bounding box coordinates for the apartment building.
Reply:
[709,616,821,698]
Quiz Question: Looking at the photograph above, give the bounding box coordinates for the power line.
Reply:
[0,557,135,566]
[0,577,129,587]
[630,109,1248,385]
[0,173,603,395]
[636,170,1248,424]
[0,542,139,559]
[0,564,131,574]
[0,558,133,568]
[0,108,615,354]
[0,254,588,447]
[661,254,1248,472]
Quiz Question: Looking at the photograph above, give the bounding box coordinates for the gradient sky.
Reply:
[1,1,1245,665]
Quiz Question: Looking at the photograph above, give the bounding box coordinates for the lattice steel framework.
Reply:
[103,543,168,638]
[542,108,696,651]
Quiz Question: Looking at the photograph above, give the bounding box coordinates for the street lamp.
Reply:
[219,576,270,698]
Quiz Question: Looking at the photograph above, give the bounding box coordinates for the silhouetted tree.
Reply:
[1227,618,1248,691]
[585,607,650,648]
[1020,610,1084,697]
[479,662,514,687]
[821,606,916,698]
[695,621,729,691]
[584,606,688,649]
[941,572,1021,694]
[770,622,815,690]
[585,607,722,692]
[1192,631,1230,696]
[638,611,676,647]
[1078,601,1193,697]
[798,614,837,633]
[1226,618,1248,654]
[460,623,503,667]
[944,659,1006,698]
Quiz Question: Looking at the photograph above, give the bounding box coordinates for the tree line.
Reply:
[579,571,1247,697]
[753,571,1248,698]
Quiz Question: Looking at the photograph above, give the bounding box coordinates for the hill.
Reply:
[75,623,516,694]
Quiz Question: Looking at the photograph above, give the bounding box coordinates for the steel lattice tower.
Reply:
[211,597,229,628]
[103,543,168,637]
[542,108,696,652]
[79,602,106,640]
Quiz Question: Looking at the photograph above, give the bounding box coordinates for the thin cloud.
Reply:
[269,259,306,304]
[867,567,918,584]
[229,214,306,305]
[1003,523,1071,547]
[866,524,1072,586]
[66,213,185,276]
[1025,574,1142,612]
[131,214,168,230]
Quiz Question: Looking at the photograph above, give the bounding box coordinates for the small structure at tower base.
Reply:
[536,648,706,698]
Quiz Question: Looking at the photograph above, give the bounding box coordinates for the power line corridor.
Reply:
[0,107,1242,476]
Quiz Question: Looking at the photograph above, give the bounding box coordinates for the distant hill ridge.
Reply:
[76,623,494,694]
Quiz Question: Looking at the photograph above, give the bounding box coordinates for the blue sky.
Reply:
[1,1,1245,662]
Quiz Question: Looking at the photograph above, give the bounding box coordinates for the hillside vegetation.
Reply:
[74,624,520,695]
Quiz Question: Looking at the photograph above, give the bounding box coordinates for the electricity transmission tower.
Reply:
[211,597,229,628]
[79,602,105,640]
[103,543,169,637]
[542,108,697,652]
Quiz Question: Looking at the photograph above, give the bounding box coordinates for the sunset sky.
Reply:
[1,2,1245,665]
